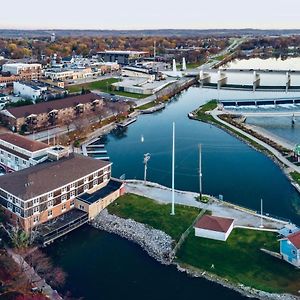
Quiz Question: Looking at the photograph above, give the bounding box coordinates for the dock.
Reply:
[140,103,166,114]
[117,117,137,128]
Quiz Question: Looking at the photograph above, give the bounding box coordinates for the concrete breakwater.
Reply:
[92,209,174,264]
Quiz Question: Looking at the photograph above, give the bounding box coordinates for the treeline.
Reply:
[0,36,229,61]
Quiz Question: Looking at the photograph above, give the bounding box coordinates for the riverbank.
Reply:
[189,101,300,195]
[98,190,299,300]
[92,209,174,264]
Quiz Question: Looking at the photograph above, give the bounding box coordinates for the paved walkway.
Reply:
[211,109,300,174]
[7,248,62,300]
[125,180,289,230]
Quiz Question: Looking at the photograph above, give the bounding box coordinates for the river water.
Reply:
[47,85,300,300]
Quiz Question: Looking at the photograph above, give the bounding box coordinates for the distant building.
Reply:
[0,153,124,232]
[44,69,74,81]
[98,50,148,65]
[122,66,156,81]
[194,215,234,241]
[0,133,51,172]
[50,33,56,43]
[280,231,300,268]
[2,63,42,81]
[13,81,47,101]
[0,93,104,132]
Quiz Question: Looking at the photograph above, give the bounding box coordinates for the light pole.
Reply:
[199,144,202,200]
[260,198,264,228]
[143,153,151,184]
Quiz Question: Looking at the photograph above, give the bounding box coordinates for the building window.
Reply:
[70,190,75,198]
[15,207,21,215]
[48,210,53,218]
[70,200,75,207]
[62,203,66,211]
[48,200,54,208]
[33,206,39,214]
[7,202,13,211]
[61,194,67,202]
[70,182,76,190]
[23,160,26,165]
[48,192,54,199]
[33,216,39,224]
[93,172,97,179]
[79,204,85,210]
[61,187,67,194]
[84,184,89,191]
[93,179,97,187]
[33,198,39,205]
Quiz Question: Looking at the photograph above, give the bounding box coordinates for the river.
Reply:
[47,83,300,300]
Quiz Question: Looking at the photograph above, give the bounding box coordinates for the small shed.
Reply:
[280,231,300,268]
[194,215,234,242]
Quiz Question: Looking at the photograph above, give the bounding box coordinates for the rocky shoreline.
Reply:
[92,209,299,300]
[92,209,174,264]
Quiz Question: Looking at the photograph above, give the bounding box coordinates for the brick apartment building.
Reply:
[0,93,104,132]
[0,152,124,232]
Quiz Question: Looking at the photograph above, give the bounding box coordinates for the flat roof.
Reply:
[99,50,148,55]
[0,153,111,200]
[77,179,122,204]
[0,133,49,152]
[195,215,234,233]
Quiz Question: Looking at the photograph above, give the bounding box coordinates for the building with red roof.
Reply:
[194,215,234,241]
[280,231,300,267]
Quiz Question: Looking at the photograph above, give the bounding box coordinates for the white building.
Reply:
[13,81,47,101]
[44,69,74,81]
[122,66,156,81]
[0,133,51,172]
[2,63,42,76]
[194,215,234,241]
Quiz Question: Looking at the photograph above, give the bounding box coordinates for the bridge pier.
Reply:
[217,70,227,90]
[286,72,291,93]
[253,71,260,92]
[199,70,211,87]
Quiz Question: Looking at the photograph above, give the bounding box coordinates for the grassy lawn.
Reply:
[137,101,158,110]
[107,193,200,241]
[177,228,300,294]
[290,171,300,185]
[67,78,149,99]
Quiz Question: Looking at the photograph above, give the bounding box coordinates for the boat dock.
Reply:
[140,103,166,114]
[117,117,137,128]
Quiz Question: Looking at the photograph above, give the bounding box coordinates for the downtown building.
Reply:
[0,152,124,235]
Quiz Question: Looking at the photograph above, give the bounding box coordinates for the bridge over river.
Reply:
[186,68,300,92]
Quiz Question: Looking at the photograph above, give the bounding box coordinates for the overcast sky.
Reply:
[1,0,299,30]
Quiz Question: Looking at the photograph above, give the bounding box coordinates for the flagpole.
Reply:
[171,122,175,215]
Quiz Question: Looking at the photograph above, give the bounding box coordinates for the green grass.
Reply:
[67,78,149,99]
[107,193,200,241]
[290,171,300,185]
[177,228,300,294]
[137,101,158,110]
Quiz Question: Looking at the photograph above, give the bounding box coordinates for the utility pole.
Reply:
[143,153,151,184]
[199,144,202,200]
[260,198,264,228]
[171,122,175,215]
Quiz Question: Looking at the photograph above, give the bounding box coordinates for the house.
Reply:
[0,133,51,172]
[0,93,104,132]
[194,215,234,241]
[280,231,300,267]
[0,152,124,232]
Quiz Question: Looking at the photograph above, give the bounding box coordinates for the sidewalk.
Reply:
[125,180,288,230]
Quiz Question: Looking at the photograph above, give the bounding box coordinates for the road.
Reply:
[235,111,300,117]
[125,180,288,229]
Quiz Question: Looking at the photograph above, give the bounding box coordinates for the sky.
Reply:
[1,0,300,30]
